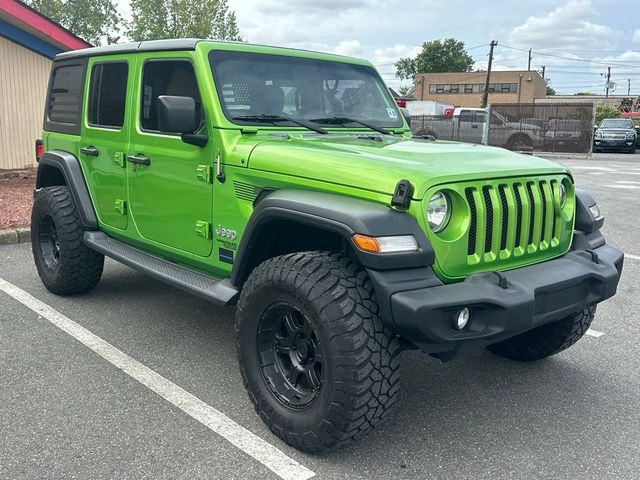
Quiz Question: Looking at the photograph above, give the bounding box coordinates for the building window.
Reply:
[88,62,128,128]
[449,84,459,93]
[435,84,444,93]
[464,84,473,93]
[429,85,437,94]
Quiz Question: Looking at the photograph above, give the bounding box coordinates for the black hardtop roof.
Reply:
[54,38,203,60]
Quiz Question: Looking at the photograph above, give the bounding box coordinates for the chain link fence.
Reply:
[409,102,595,154]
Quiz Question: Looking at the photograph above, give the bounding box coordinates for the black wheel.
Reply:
[487,306,596,361]
[506,134,533,151]
[31,186,104,295]
[236,251,400,453]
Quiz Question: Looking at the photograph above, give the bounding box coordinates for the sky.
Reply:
[116,0,640,96]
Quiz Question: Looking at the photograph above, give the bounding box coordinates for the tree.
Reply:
[128,0,242,41]
[398,85,413,96]
[595,104,620,124]
[26,0,121,45]
[574,91,597,96]
[395,38,474,80]
[546,85,556,96]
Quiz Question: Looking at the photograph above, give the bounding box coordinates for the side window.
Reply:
[45,61,86,134]
[140,60,201,132]
[88,62,129,128]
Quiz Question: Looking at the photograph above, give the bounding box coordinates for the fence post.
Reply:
[481,105,491,145]
[588,103,596,159]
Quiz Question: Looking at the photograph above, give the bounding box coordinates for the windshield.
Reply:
[209,50,403,129]
[600,119,634,129]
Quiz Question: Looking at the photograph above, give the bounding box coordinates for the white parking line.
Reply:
[626,253,640,261]
[0,278,315,480]
[585,329,605,338]
[605,185,640,190]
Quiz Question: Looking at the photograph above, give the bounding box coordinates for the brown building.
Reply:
[414,70,547,108]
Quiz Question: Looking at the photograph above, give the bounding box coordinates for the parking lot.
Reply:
[1,153,639,480]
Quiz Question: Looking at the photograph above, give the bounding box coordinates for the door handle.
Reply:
[471,125,479,129]
[127,154,151,166]
[80,146,99,156]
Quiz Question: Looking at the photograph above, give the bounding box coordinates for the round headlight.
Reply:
[427,191,451,233]
[559,183,567,208]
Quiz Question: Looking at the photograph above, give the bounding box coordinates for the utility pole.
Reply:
[605,66,611,98]
[541,65,546,80]
[527,48,532,71]
[481,40,497,108]
[629,78,631,96]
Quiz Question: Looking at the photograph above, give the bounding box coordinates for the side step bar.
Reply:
[84,231,238,306]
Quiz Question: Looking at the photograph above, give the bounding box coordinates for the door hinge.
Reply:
[195,221,212,239]
[115,199,127,215]
[196,165,213,184]
[114,152,125,168]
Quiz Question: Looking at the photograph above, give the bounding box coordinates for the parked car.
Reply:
[543,119,591,152]
[414,107,543,151]
[32,39,623,453]
[593,118,637,153]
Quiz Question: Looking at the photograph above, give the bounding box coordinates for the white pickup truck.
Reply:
[411,107,543,151]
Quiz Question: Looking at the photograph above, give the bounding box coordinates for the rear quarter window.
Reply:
[44,59,87,135]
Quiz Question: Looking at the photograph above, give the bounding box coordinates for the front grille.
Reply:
[465,179,562,265]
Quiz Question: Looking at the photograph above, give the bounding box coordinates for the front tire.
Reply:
[235,251,400,453]
[487,306,596,361]
[31,186,104,295]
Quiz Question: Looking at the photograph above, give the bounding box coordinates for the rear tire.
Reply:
[235,251,400,453]
[31,186,104,295]
[506,134,533,151]
[487,306,596,361]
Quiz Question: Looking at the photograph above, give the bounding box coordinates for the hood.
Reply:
[247,134,569,199]
[597,127,634,133]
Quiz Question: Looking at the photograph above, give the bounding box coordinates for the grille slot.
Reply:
[498,185,509,250]
[514,184,523,248]
[466,188,477,256]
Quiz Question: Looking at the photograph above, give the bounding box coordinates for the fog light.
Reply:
[455,307,470,330]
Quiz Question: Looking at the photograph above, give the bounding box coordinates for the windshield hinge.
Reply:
[391,179,413,209]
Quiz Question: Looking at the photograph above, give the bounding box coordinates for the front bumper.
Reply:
[594,139,635,151]
[388,244,624,360]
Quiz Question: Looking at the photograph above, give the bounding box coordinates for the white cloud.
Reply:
[371,45,422,66]
[633,29,640,44]
[509,0,621,51]
[332,40,363,57]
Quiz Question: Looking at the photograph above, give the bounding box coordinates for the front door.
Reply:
[80,56,132,230]
[127,53,214,257]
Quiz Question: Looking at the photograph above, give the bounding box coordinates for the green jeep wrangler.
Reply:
[32,39,623,453]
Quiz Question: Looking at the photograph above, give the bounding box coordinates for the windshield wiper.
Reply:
[310,116,392,136]
[231,114,328,134]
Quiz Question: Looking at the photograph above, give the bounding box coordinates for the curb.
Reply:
[0,228,31,246]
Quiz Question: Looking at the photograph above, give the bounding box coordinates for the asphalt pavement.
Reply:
[1,154,639,480]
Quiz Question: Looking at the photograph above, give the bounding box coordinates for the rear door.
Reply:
[80,56,132,230]
[127,53,214,257]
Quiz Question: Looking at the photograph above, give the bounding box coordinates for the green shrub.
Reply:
[595,104,620,124]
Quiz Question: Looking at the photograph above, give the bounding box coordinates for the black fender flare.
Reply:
[37,150,98,229]
[230,190,435,286]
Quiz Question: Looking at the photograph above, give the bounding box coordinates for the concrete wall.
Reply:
[0,35,51,170]
[414,70,547,108]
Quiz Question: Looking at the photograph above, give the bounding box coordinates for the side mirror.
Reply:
[157,95,208,147]
[158,95,198,133]
[400,107,411,127]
